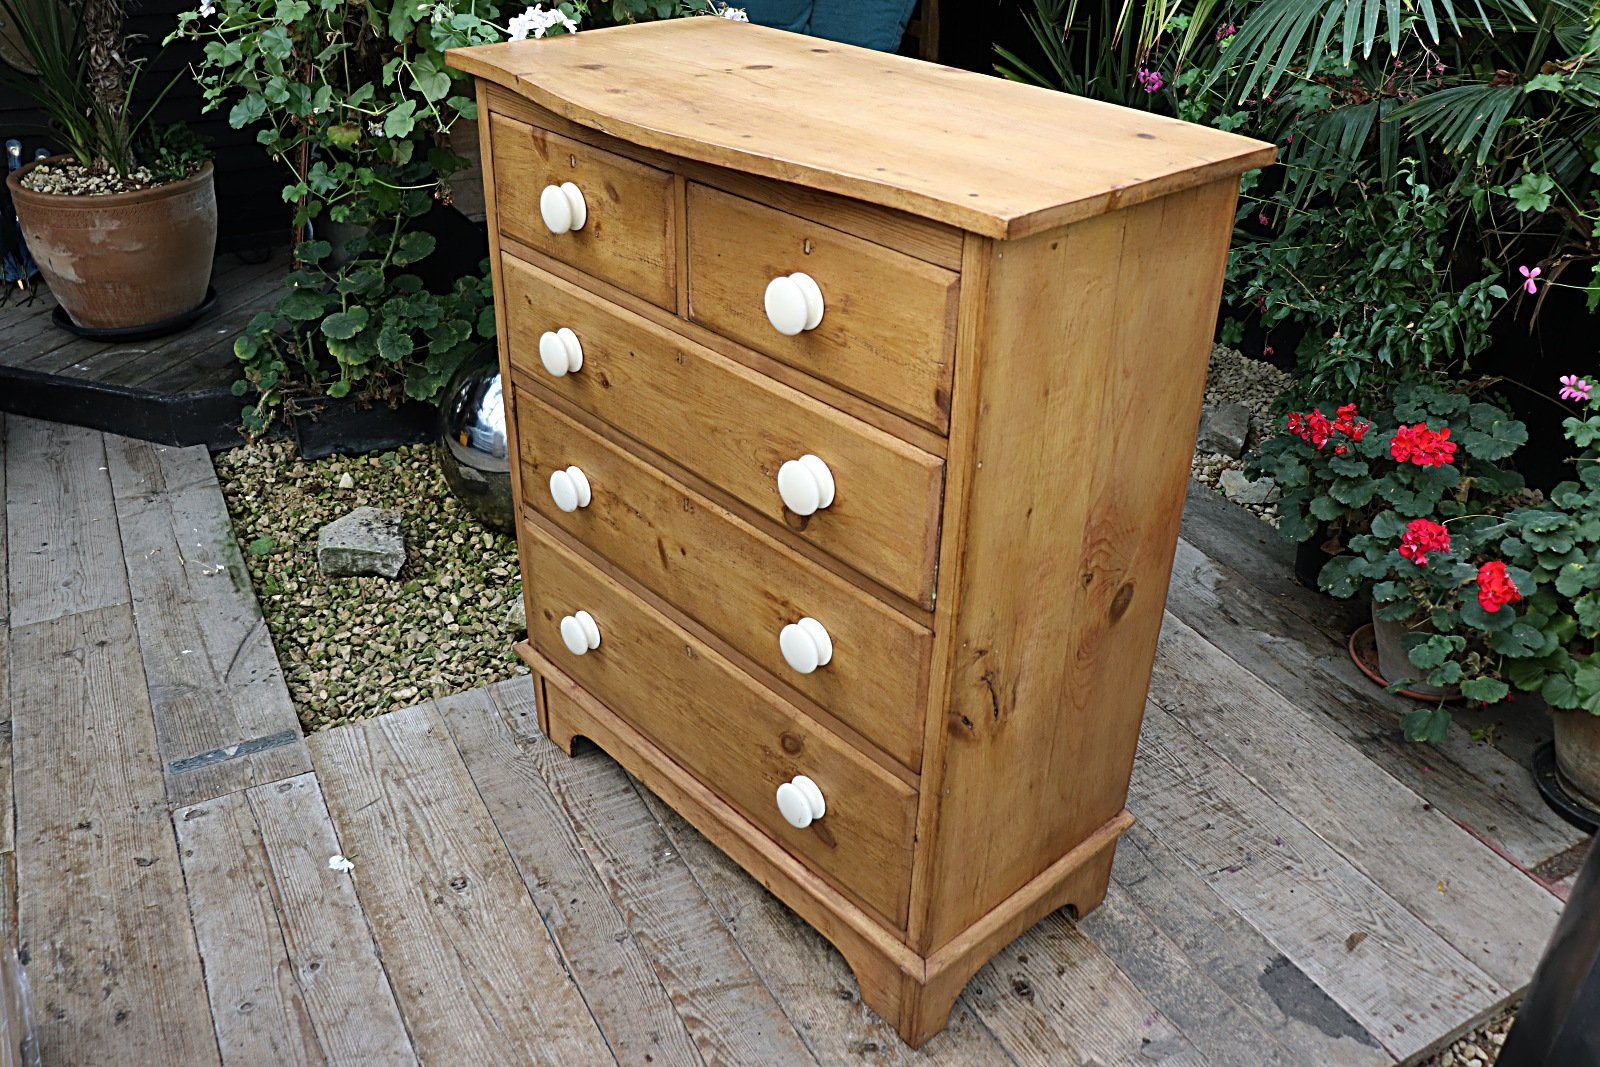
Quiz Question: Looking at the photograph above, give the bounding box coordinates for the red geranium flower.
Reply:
[1398,519,1451,565]
[1286,403,1371,451]
[1476,561,1522,613]
[1389,423,1457,467]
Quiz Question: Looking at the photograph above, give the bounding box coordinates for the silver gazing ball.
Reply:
[437,348,514,533]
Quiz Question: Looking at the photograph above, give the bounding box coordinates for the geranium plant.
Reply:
[1498,375,1600,714]
[1253,382,1528,557]
[172,0,585,429]
[1321,510,1537,740]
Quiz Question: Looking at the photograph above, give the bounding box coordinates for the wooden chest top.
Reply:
[446,18,1273,239]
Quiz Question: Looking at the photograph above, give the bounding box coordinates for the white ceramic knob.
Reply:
[764,272,824,336]
[548,465,592,513]
[539,181,588,235]
[779,617,832,675]
[538,327,583,376]
[776,454,835,516]
[558,610,600,656]
[775,775,826,829]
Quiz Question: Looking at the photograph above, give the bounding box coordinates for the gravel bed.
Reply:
[1425,1008,1512,1065]
[1191,343,1293,526]
[21,161,165,195]
[216,440,527,731]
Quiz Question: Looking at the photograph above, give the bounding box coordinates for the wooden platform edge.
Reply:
[518,641,1128,1048]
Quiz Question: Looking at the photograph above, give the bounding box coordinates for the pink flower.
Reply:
[1258,212,1270,226]
[1136,67,1165,93]
[1215,21,1236,41]
[1560,374,1594,402]
[1519,265,1541,295]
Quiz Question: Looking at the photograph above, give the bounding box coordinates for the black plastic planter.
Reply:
[287,394,436,460]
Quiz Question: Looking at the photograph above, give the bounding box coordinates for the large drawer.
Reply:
[522,522,917,928]
[503,254,944,608]
[490,113,677,309]
[686,183,959,432]
[516,392,932,770]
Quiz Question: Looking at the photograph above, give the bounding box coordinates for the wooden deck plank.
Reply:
[4,418,129,627]
[106,435,309,806]
[1129,700,1507,1061]
[1164,536,1585,870]
[175,773,414,1065]
[1103,822,1388,1064]
[11,604,218,1064]
[310,702,614,1064]
[0,413,7,627]
[1073,879,1307,1066]
[1152,612,1563,987]
[633,786,1016,1064]
[438,684,732,1067]
[486,683,815,1063]
[963,911,1204,1066]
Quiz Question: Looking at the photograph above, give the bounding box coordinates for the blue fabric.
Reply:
[739,0,915,52]
[737,0,813,34]
[807,0,917,50]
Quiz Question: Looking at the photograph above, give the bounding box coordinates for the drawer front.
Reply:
[516,392,932,770]
[490,113,677,309]
[504,254,944,607]
[686,183,959,431]
[522,523,917,928]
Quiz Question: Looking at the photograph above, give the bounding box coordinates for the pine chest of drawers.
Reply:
[449,19,1272,1047]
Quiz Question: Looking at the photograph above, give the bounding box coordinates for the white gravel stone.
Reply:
[317,506,406,578]
[1219,469,1280,505]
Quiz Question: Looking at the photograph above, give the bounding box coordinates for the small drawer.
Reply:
[686,183,959,431]
[517,393,932,770]
[489,113,676,309]
[504,254,944,608]
[522,523,917,928]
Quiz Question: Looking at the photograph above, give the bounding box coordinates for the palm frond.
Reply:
[1390,83,1524,166]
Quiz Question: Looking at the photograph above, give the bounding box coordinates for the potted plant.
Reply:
[1497,375,1600,803]
[1254,382,1528,590]
[1,0,215,330]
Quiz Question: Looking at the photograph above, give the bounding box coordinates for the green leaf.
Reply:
[383,99,418,139]
[1406,632,1463,670]
[279,287,329,321]
[322,307,371,340]
[392,231,436,266]
[1401,707,1452,744]
[246,536,277,556]
[1506,172,1556,213]
[1460,677,1509,703]
[327,380,351,399]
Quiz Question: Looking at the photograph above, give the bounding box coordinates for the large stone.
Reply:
[1196,401,1252,458]
[1219,468,1280,505]
[504,593,527,635]
[317,506,406,578]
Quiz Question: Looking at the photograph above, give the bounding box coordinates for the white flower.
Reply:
[430,2,453,23]
[718,5,749,19]
[505,5,579,41]
[197,0,215,15]
[328,854,355,872]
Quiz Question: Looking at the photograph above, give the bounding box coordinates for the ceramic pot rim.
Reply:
[5,156,215,209]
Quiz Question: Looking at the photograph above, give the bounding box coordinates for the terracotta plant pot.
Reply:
[6,157,217,330]
[1553,710,1600,808]
[1370,603,1462,700]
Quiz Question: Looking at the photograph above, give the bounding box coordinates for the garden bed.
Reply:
[216,440,527,731]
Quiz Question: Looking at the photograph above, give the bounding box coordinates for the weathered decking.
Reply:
[0,412,1584,1065]
[0,253,286,449]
